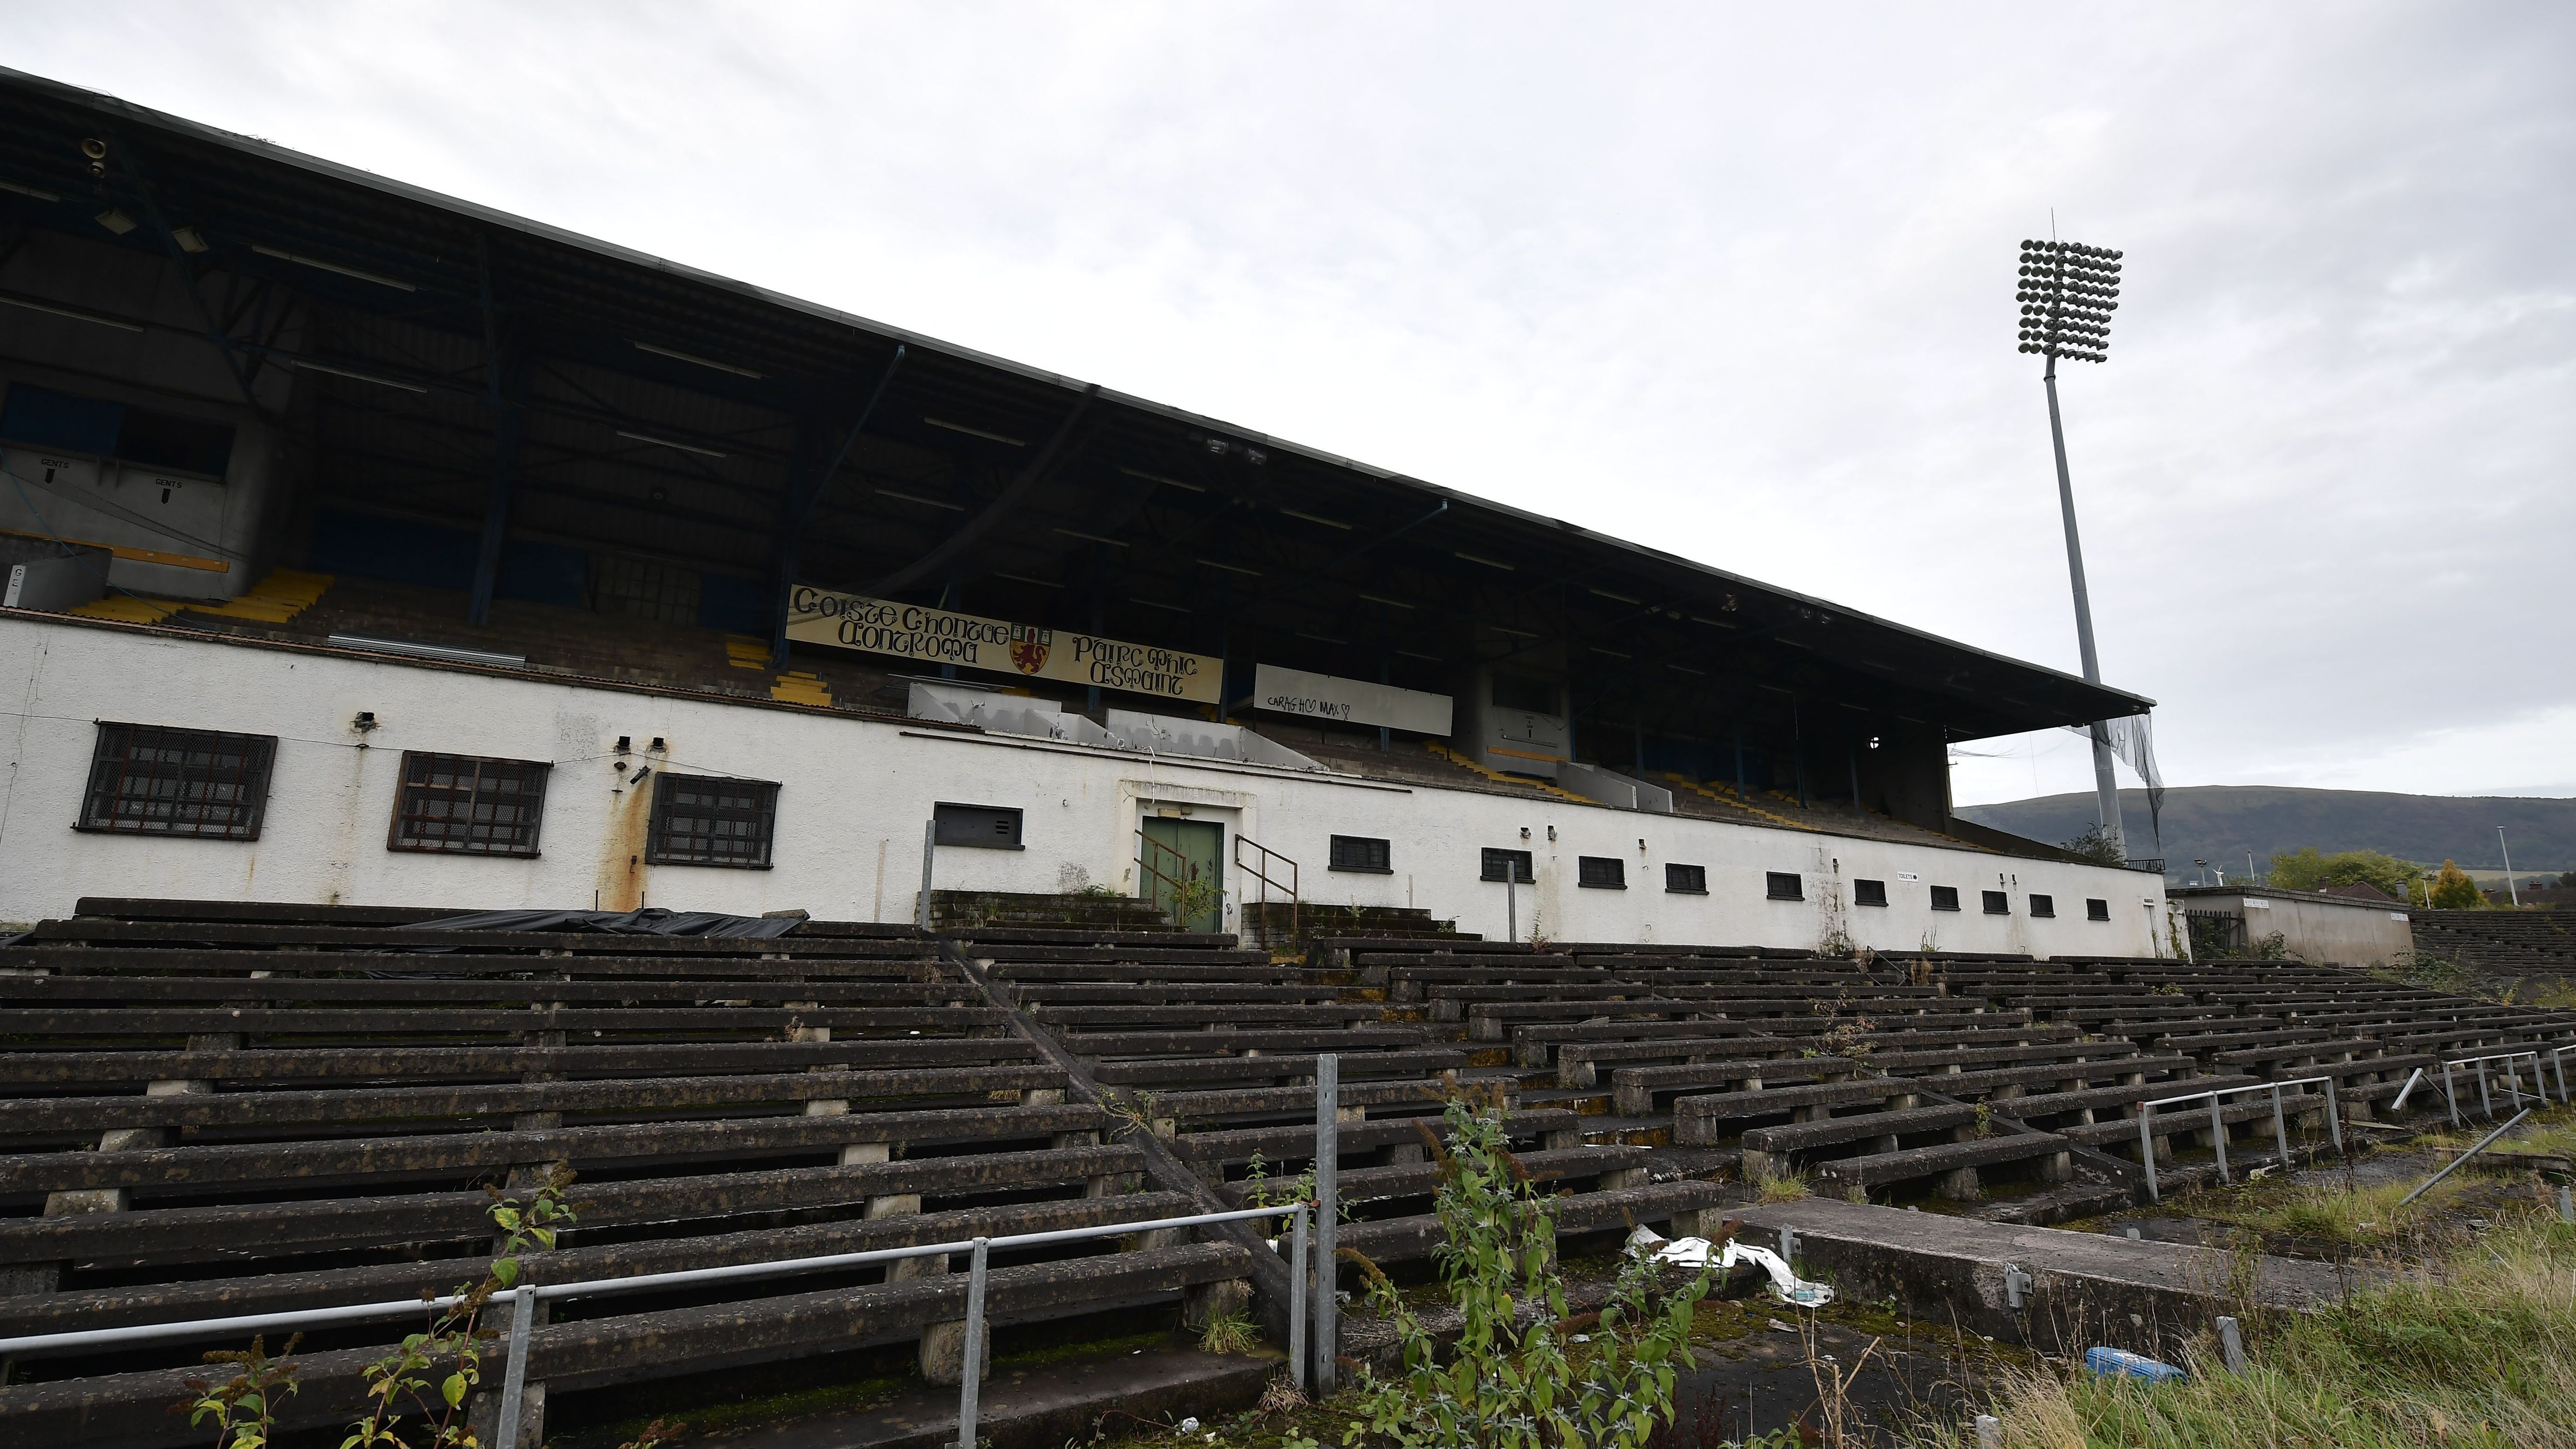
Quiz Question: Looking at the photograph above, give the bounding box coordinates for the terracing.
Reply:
[5,901,2573,1447]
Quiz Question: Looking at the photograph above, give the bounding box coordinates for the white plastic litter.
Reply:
[1178,1418,1200,1433]
[1629,1226,1835,1307]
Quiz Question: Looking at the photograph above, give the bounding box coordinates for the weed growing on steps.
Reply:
[180,1166,587,1449]
[1198,1311,1262,1356]
[1335,1096,1721,1448]
[1750,1165,1813,1204]
[1954,1212,2576,1448]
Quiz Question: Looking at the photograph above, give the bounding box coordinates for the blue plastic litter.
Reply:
[2085,1346,2186,1382]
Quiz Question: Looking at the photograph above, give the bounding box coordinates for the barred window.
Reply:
[1765,871,1804,901]
[1665,863,1707,894]
[1330,835,1392,873]
[78,723,275,839]
[2029,894,2056,918]
[647,774,778,868]
[1983,890,2011,915]
[389,752,549,856]
[1481,847,1533,883]
[1853,878,1889,907]
[1930,885,1961,912]
[2086,898,2111,922]
[1577,856,1625,889]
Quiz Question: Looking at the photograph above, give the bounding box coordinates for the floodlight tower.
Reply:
[2017,237,2127,857]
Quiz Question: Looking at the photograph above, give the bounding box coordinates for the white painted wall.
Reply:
[0,613,2173,956]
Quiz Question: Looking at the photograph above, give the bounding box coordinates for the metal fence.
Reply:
[0,1201,1314,1449]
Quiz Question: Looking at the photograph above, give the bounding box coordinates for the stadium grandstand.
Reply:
[27,66,2569,1449]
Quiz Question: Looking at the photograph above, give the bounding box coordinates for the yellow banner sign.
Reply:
[785,586,1219,704]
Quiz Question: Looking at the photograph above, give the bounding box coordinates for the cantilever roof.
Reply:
[0,65,2150,743]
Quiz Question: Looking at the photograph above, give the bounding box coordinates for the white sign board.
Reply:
[1252,663,1452,735]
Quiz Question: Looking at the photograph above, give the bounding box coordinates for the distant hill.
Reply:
[1956,786,2576,876]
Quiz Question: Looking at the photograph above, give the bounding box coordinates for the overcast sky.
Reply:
[11,3,2570,805]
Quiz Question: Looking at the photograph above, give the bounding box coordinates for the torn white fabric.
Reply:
[1628,1226,1835,1307]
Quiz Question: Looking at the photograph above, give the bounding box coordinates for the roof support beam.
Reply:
[863,385,1100,598]
[769,345,906,666]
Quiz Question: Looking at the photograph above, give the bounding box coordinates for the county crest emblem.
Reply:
[1009,627,1052,675]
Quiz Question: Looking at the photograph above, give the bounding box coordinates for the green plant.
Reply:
[2429,860,2483,910]
[1340,1098,1720,1448]
[183,1335,301,1448]
[1750,1165,1812,1203]
[1199,1310,1261,1355]
[1164,870,1224,928]
[1960,1211,2576,1447]
[2060,823,2125,866]
[2249,931,2290,961]
[2266,846,2419,901]
[340,1166,578,1449]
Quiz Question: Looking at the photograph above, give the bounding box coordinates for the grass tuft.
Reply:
[1750,1165,1812,1203]
[1960,1212,2576,1448]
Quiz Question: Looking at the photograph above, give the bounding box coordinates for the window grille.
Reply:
[2086,898,2111,922]
[647,774,779,868]
[1983,890,2011,915]
[1330,835,1392,873]
[2029,894,2056,918]
[1853,878,1889,908]
[1481,847,1533,883]
[935,802,1023,849]
[1930,885,1961,912]
[1578,856,1626,889]
[78,723,275,839]
[1766,871,1804,901]
[1665,863,1708,894]
[388,753,549,856]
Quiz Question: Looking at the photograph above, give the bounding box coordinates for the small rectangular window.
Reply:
[1853,878,1888,908]
[1481,847,1534,883]
[2029,894,2056,918]
[1665,863,1707,894]
[2086,898,2111,922]
[1578,856,1626,889]
[1930,885,1961,912]
[934,802,1023,849]
[1983,890,2011,915]
[78,723,276,840]
[389,752,548,856]
[648,774,778,868]
[1330,834,1392,873]
[1766,871,1804,901]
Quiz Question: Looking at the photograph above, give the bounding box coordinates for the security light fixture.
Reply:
[2017,235,2130,857]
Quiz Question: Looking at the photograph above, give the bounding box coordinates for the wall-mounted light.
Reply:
[351,711,379,733]
[1547,825,1557,842]
[649,738,667,753]
[615,736,632,757]
[1520,827,1530,840]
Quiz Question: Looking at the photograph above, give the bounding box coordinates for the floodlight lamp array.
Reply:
[2016,238,2122,363]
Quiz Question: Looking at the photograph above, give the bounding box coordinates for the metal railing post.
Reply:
[2209,1095,2229,1185]
[2323,1078,2343,1155]
[1314,1054,1339,1393]
[2442,1061,2460,1128]
[1289,1204,1309,1393]
[2138,1104,2159,1203]
[955,1236,989,1449]
[918,820,936,931]
[494,1284,533,1449]
[2269,1084,2290,1168]
[2477,1060,2493,1120]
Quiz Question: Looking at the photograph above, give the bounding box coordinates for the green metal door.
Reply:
[1139,817,1225,932]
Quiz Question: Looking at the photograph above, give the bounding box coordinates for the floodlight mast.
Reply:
[2017,238,2127,858]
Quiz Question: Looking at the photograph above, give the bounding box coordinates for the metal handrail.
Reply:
[0,1201,1313,1449]
[1233,834,1300,948]
[2136,1075,2341,1202]
[2436,1047,2556,1129]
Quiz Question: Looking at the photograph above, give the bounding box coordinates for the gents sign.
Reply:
[1252,663,1452,735]
[785,586,1218,704]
